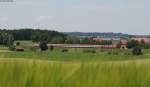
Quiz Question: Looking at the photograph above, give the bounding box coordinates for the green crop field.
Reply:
[0,58,150,87]
[0,47,150,87]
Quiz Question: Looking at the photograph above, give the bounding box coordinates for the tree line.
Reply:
[0,29,67,44]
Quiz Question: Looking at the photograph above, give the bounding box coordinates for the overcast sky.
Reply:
[0,0,150,34]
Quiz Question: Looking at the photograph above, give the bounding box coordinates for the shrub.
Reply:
[83,49,96,53]
[39,41,48,51]
[132,46,143,55]
[8,45,16,51]
[62,49,69,52]
[16,42,20,46]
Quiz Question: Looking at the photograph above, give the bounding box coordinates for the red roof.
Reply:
[120,40,128,45]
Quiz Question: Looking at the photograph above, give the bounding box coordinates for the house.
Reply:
[93,37,112,42]
[120,40,128,49]
[93,37,103,42]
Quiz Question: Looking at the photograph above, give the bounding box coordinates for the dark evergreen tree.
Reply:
[39,41,48,51]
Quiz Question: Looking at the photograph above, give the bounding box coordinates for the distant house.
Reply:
[120,40,128,49]
[93,37,112,42]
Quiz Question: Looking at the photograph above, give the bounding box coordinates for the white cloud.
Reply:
[34,16,52,22]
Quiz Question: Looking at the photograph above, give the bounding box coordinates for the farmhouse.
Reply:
[120,40,128,49]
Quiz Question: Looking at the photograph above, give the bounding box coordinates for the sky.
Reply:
[0,0,150,35]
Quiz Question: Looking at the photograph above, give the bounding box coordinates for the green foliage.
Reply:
[127,40,139,49]
[0,32,14,46]
[80,38,94,44]
[139,43,150,49]
[0,29,66,43]
[132,46,143,55]
[8,45,16,51]
[61,49,69,52]
[50,35,65,44]
[39,41,48,51]
[16,42,20,46]
[96,40,112,45]
[31,32,40,42]
[127,39,150,49]
[7,34,14,46]
[65,36,80,44]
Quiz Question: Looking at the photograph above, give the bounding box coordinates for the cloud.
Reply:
[34,16,52,22]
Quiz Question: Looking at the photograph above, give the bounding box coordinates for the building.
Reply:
[120,40,128,49]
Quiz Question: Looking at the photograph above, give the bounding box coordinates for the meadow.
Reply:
[0,43,150,87]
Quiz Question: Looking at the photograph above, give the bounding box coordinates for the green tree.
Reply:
[16,42,20,46]
[127,40,139,49]
[65,36,80,44]
[7,34,14,46]
[50,36,65,44]
[31,32,40,42]
[132,46,143,55]
[39,33,49,42]
[39,41,48,51]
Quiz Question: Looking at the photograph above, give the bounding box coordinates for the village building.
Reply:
[120,40,128,49]
[93,37,115,42]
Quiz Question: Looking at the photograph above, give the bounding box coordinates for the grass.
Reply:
[0,48,150,61]
[0,58,150,87]
[14,40,33,46]
[0,46,150,87]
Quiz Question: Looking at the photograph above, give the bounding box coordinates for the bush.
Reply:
[83,49,96,53]
[16,42,20,46]
[132,46,143,56]
[39,41,48,51]
[62,49,69,52]
[8,45,16,51]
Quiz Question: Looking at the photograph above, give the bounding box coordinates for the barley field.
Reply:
[0,58,150,87]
